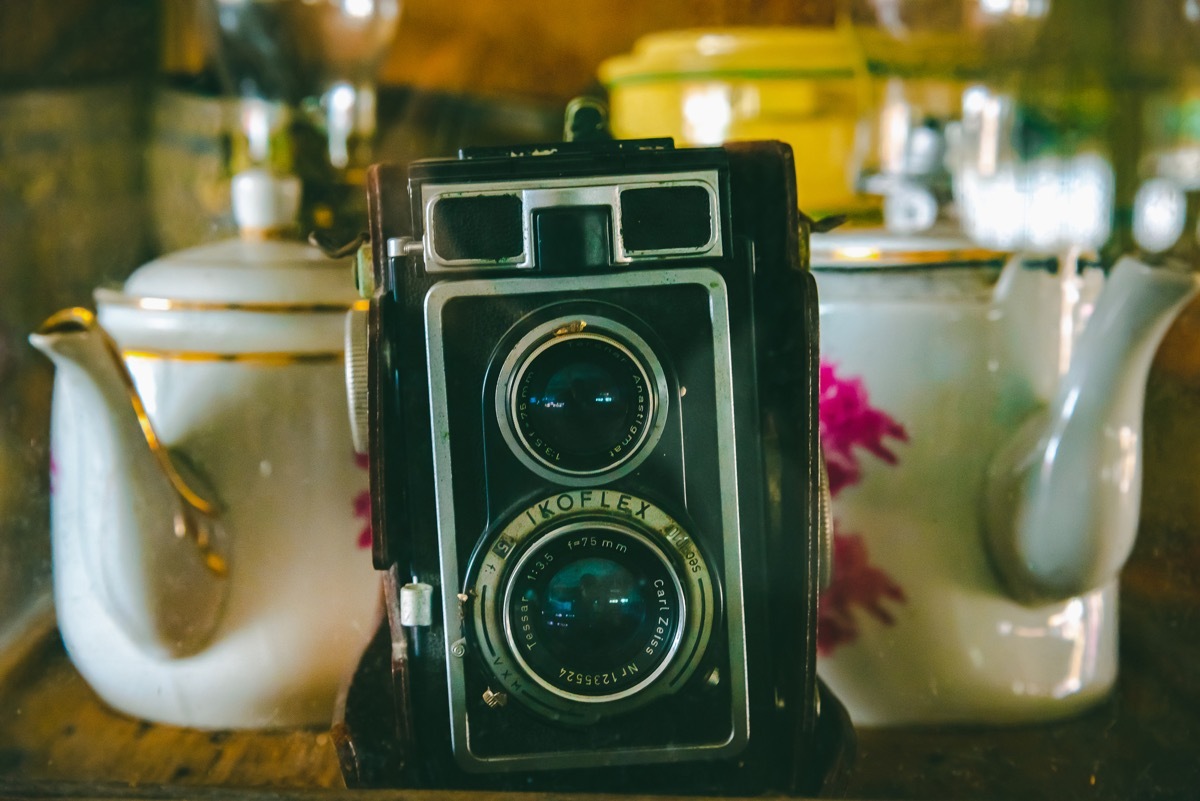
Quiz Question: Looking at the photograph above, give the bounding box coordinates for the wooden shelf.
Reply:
[0,632,341,791]
[3,608,1199,800]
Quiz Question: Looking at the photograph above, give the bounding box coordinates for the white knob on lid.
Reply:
[231,169,302,233]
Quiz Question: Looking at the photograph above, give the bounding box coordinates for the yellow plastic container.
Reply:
[599,27,870,219]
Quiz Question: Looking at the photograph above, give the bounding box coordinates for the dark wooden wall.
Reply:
[377,0,837,101]
[1,0,837,100]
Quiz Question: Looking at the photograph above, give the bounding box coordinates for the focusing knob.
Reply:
[817,443,834,591]
[344,306,371,455]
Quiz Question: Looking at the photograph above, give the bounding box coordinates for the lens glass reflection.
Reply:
[503,524,683,698]
[515,334,649,472]
[535,556,647,661]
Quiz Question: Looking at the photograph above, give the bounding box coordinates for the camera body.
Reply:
[354,136,829,794]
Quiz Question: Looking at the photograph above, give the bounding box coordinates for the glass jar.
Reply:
[843,0,1050,233]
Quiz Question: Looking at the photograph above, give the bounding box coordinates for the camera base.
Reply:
[333,611,857,797]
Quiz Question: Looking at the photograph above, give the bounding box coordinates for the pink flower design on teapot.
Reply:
[816,360,909,655]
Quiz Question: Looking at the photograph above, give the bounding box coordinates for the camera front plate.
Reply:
[424,268,749,772]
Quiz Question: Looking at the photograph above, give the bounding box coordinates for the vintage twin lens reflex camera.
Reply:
[350,130,835,794]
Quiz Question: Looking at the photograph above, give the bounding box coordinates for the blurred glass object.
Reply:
[145,86,561,254]
[956,0,1200,263]
[200,0,401,234]
[843,0,1049,233]
[1129,3,1200,263]
[600,27,869,220]
[153,1,564,253]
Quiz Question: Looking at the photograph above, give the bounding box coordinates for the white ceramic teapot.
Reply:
[811,230,1199,725]
[29,171,380,729]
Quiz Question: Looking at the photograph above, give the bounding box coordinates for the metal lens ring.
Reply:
[471,489,716,723]
[496,316,669,484]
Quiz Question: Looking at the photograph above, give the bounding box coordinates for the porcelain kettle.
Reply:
[812,230,1199,724]
[29,171,379,729]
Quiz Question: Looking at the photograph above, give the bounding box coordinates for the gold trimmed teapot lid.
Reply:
[811,229,1009,270]
[100,170,358,310]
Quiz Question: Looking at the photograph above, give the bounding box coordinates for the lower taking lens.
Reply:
[504,524,683,700]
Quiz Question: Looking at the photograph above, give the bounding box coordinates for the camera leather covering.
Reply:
[333,138,855,796]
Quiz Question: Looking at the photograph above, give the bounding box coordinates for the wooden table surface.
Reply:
[1,618,1197,801]
[0,635,342,792]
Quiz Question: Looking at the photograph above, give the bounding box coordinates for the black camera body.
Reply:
[349,135,835,795]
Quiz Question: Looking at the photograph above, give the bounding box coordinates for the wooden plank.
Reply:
[0,639,341,790]
[0,598,55,693]
[0,0,157,88]
[0,781,771,801]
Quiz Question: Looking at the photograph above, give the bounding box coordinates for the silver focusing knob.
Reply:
[344,306,371,455]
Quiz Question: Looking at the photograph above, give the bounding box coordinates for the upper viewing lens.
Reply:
[513,333,653,474]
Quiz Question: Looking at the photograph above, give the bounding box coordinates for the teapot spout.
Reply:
[984,258,1199,603]
[30,308,229,656]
